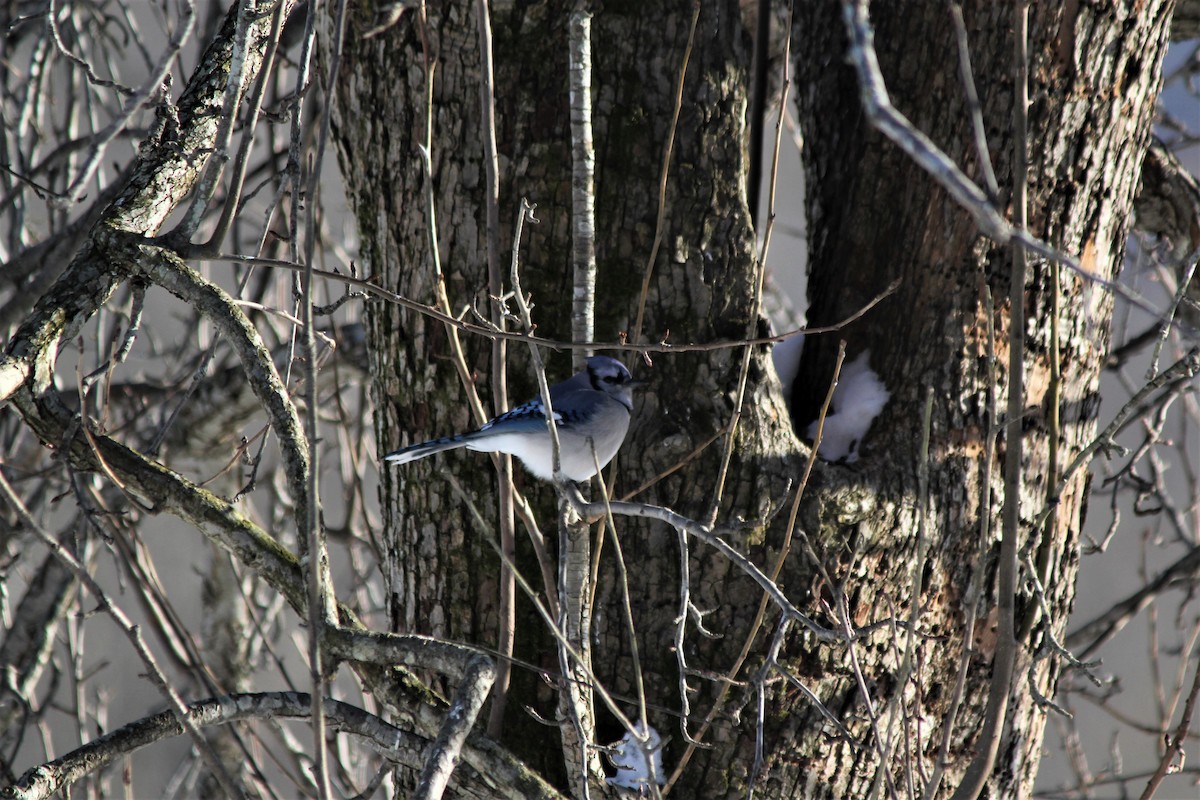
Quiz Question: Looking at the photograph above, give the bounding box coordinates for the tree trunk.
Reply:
[332,0,1172,796]
[784,2,1173,798]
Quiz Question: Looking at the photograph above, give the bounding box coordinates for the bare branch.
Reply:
[5,692,427,800]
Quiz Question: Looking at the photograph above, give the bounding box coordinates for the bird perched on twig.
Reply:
[384,356,641,482]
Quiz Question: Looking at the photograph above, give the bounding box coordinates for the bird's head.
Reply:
[586,355,642,412]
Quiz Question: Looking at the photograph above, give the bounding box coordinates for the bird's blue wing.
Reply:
[480,399,561,432]
[551,389,608,428]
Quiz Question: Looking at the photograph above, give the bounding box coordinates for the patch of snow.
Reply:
[805,350,889,463]
[607,723,665,793]
[771,332,805,405]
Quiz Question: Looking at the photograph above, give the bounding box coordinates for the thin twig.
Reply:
[948,3,1000,201]
[448,474,644,749]
[44,0,135,95]
[182,261,898,360]
[838,0,1199,339]
[298,0,351,793]
[950,5,1027,797]
[705,3,791,527]
[923,282,998,800]
[1149,250,1200,378]
[1137,631,1200,798]
[664,340,845,793]
[185,0,288,255]
[52,1,196,208]
[592,445,660,799]
[889,386,934,798]
[0,471,246,800]
[562,485,846,644]
[631,1,701,347]
[472,0,517,742]
[1065,540,1200,659]
[173,0,254,240]
[1021,129,1064,641]
[836,591,900,800]
[1032,347,1200,534]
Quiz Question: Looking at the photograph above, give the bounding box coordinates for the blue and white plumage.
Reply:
[384,356,640,482]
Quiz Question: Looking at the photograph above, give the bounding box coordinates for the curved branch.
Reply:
[3,393,552,800]
[0,1,312,534]
[122,233,311,534]
[561,484,844,644]
[3,692,426,800]
[201,255,900,355]
[837,0,1198,339]
[0,0,300,404]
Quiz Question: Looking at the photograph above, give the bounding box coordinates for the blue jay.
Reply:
[385,356,640,482]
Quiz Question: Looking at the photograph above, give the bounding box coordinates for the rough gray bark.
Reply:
[0,0,1186,795]
[328,0,1176,797]
[333,1,791,790]
[789,2,1174,798]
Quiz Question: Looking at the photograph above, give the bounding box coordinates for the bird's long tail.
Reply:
[383,435,470,465]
